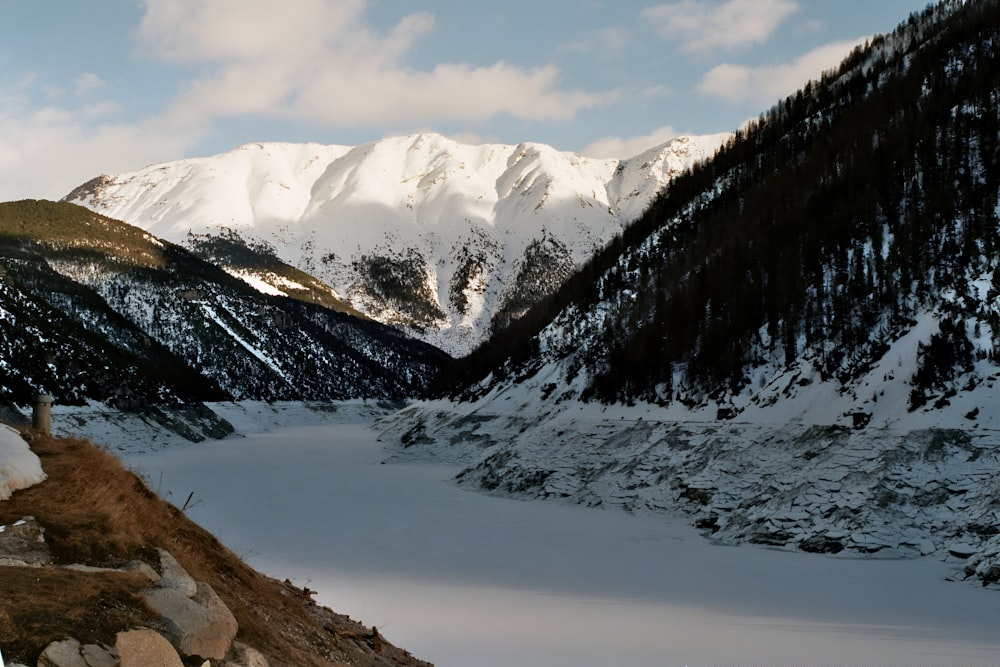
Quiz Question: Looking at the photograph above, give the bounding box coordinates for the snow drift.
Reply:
[0,424,45,500]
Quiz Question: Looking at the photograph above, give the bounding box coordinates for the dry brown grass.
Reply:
[0,433,432,667]
[0,567,159,660]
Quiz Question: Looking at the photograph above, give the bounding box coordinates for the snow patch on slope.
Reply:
[0,424,45,500]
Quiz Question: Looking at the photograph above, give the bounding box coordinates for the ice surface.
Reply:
[125,410,1000,666]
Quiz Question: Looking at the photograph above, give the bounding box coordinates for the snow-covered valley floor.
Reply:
[111,404,1000,666]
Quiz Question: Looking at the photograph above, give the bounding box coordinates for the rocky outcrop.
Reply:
[16,545,265,667]
[141,583,238,661]
[37,638,89,667]
[36,631,185,667]
[136,548,241,662]
[153,548,197,597]
[382,405,1000,588]
[0,516,50,567]
[114,629,183,667]
[226,642,271,667]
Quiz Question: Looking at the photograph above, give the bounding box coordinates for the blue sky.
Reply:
[1,0,932,201]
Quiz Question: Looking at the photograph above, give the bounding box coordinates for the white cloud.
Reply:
[697,38,866,106]
[642,0,798,54]
[580,125,679,159]
[74,73,105,95]
[138,0,608,129]
[0,0,612,201]
[0,103,201,201]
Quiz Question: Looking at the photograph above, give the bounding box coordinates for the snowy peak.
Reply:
[65,132,729,356]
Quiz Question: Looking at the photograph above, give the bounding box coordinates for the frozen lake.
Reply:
[126,416,1000,666]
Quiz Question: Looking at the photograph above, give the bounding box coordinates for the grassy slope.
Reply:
[0,432,431,667]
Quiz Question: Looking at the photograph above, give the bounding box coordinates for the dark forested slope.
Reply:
[434,0,1000,417]
[0,201,448,411]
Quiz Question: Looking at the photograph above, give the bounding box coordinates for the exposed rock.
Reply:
[226,641,271,667]
[799,534,845,554]
[948,542,978,559]
[977,561,1000,586]
[115,628,184,667]
[141,581,238,661]
[0,516,51,566]
[155,548,198,597]
[0,402,28,427]
[37,638,88,667]
[80,643,118,667]
[122,558,159,582]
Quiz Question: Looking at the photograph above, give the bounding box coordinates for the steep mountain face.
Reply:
[0,200,447,420]
[379,0,1000,585]
[64,133,728,356]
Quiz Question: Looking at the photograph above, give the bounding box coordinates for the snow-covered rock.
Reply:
[65,133,729,356]
[377,398,1000,585]
[0,424,45,500]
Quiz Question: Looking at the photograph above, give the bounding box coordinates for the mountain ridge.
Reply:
[65,132,729,356]
[0,200,447,424]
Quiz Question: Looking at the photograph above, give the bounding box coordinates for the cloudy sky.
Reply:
[1,0,931,201]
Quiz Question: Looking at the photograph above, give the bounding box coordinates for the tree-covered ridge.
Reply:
[0,200,449,410]
[435,0,1000,409]
[0,199,169,268]
[186,228,366,317]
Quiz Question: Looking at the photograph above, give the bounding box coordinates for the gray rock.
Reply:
[948,542,978,558]
[155,548,198,597]
[80,643,117,667]
[37,638,88,667]
[225,641,270,667]
[122,559,159,582]
[0,516,50,567]
[115,628,183,667]
[141,581,238,661]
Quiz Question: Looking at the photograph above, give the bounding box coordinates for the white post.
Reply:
[32,393,52,435]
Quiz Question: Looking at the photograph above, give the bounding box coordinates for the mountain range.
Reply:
[0,200,446,437]
[64,132,728,356]
[3,0,999,588]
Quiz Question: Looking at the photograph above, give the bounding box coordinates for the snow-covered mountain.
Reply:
[64,133,729,356]
[379,0,1000,587]
[0,200,447,431]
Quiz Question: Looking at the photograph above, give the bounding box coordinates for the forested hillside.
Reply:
[0,201,448,417]
[436,0,1000,417]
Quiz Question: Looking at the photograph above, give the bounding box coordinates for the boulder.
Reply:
[37,638,88,667]
[948,542,978,559]
[799,534,844,554]
[80,643,117,667]
[226,641,271,667]
[141,581,238,661]
[155,548,198,597]
[0,516,51,566]
[122,559,160,582]
[115,628,183,667]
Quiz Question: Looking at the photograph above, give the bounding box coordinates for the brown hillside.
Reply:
[0,432,432,667]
